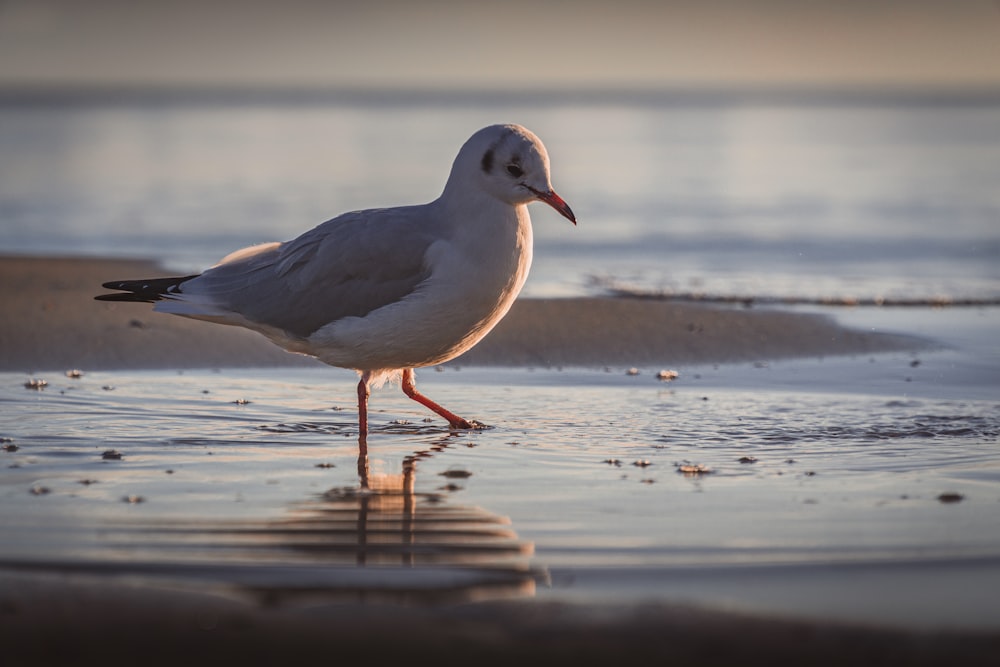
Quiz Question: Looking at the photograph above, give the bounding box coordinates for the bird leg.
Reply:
[401,368,474,430]
[356,438,370,489]
[357,372,371,441]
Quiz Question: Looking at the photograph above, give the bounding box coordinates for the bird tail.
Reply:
[94,275,201,303]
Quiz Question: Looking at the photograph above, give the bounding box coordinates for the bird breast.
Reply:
[306,205,533,371]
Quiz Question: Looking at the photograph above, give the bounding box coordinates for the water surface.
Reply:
[3,308,998,629]
[2,90,999,631]
[2,91,997,302]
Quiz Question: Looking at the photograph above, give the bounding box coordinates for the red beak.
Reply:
[530,187,577,225]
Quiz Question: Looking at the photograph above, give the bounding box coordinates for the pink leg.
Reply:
[401,368,474,429]
[357,371,371,441]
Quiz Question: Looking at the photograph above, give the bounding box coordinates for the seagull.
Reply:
[96,124,576,440]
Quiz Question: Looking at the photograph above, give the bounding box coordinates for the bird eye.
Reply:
[505,164,524,178]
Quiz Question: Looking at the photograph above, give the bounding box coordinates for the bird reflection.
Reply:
[93,434,540,607]
[247,437,540,605]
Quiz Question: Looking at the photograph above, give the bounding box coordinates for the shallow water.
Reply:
[2,92,998,302]
[2,91,999,628]
[2,307,998,630]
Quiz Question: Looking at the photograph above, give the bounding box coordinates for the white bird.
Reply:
[97,124,576,439]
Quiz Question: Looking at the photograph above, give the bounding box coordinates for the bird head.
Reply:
[450,124,576,224]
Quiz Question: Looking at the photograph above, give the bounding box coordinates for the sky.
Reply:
[1,0,999,90]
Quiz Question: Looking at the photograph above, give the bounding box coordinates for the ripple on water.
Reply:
[1,368,998,621]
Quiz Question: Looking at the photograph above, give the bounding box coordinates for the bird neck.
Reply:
[437,184,525,235]
[431,184,533,295]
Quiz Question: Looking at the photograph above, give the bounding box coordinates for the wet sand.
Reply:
[4,255,994,666]
[0,255,919,372]
[3,571,997,667]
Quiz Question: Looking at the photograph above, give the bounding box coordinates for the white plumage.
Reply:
[98,123,576,438]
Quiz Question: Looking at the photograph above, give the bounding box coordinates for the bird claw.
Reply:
[449,419,488,431]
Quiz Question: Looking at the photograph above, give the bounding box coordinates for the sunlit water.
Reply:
[2,308,999,629]
[1,91,998,302]
[2,91,999,630]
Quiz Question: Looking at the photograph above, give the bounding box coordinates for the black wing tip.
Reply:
[94,292,157,303]
[94,274,200,303]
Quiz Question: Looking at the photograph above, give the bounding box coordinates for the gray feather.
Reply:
[183,205,439,338]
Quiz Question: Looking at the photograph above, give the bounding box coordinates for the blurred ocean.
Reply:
[1,88,999,302]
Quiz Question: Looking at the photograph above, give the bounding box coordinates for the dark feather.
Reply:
[95,275,200,303]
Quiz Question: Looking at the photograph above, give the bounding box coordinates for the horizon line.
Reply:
[2,82,1000,108]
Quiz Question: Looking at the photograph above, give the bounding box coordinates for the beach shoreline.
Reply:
[3,255,998,665]
[1,255,923,373]
[2,570,997,667]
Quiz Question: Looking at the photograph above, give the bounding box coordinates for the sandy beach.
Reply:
[3,571,997,667]
[3,3,1000,659]
[2,254,997,666]
[1,255,919,372]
